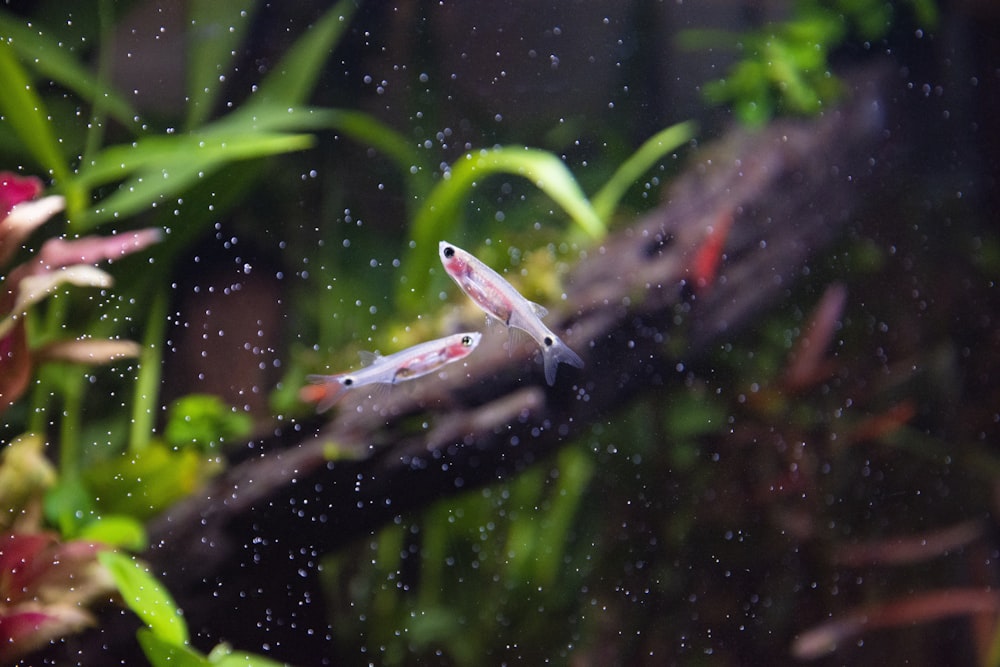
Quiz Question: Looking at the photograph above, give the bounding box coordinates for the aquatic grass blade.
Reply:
[74,131,314,191]
[218,106,424,187]
[532,445,594,587]
[74,132,314,228]
[239,0,358,113]
[590,121,697,222]
[399,146,604,312]
[0,12,139,132]
[0,41,69,182]
[185,0,261,130]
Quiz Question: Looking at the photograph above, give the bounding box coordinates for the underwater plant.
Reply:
[681,0,939,124]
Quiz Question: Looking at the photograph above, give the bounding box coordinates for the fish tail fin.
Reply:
[301,374,349,412]
[541,338,584,386]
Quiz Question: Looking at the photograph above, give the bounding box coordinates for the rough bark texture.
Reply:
[39,67,891,666]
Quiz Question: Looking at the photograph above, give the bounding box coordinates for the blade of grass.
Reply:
[0,40,69,182]
[81,0,122,166]
[185,0,261,130]
[240,0,359,112]
[590,121,697,222]
[532,445,594,587]
[75,131,314,191]
[0,12,139,132]
[213,105,425,189]
[74,131,314,228]
[399,146,604,313]
[129,285,167,452]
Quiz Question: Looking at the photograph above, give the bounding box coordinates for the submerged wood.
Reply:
[44,68,890,665]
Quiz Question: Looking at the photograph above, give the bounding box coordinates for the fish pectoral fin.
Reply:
[504,325,531,357]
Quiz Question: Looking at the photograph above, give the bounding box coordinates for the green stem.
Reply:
[26,295,70,433]
[129,286,168,451]
[58,367,84,480]
[81,0,115,167]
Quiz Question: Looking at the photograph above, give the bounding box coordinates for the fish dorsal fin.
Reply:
[358,350,382,367]
[528,301,549,318]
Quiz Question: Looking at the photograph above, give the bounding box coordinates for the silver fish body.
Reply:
[305,331,481,411]
[439,240,584,385]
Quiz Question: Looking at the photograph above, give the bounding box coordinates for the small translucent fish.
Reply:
[439,241,584,386]
[302,331,481,412]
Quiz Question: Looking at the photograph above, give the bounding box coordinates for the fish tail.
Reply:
[541,338,584,386]
[301,374,349,412]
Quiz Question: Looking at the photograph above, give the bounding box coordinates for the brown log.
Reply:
[38,65,891,666]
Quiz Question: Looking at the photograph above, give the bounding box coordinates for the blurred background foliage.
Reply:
[2,0,998,665]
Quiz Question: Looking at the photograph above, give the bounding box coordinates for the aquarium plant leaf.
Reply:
[136,628,206,667]
[0,41,69,182]
[207,643,289,667]
[399,146,604,312]
[215,105,425,189]
[591,121,696,222]
[164,393,253,452]
[99,551,189,646]
[185,0,261,130]
[0,12,138,131]
[74,131,314,192]
[0,12,137,127]
[240,0,358,113]
[82,444,213,520]
[77,514,149,551]
[74,131,314,228]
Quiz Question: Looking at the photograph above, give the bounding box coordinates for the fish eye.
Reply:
[443,246,455,258]
[461,335,473,345]
[343,377,354,386]
[543,336,554,347]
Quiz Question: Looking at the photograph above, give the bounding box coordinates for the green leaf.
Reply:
[0,40,69,182]
[83,443,215,520]
[214,105,424,189]
[164,394,253,451]
[77,514,149,551]
[137,628,208,667]
[243,0,359,112]
[73,131,314,229]
[663,391,728,440]
[399,146,604,312]
[531,446,594,587]
[99,551,190,646]
[207,642,289,667]
[591,121,697,222]
[0,11,139,130]
[43,475,96,537]
[74,131,315,192]
[185,1,261,129]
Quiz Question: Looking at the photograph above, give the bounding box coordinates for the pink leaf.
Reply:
[0,172,43,219]
[37,228,162,270]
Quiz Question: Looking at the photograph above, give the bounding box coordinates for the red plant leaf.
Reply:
[0,172,43,220]
[0,321,31,412]
[37,228,162,270]
[0,607,93,662]
[0,533,58,604]
[791,587,1000,660]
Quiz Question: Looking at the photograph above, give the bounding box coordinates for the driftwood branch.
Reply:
[45,67,890,666]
